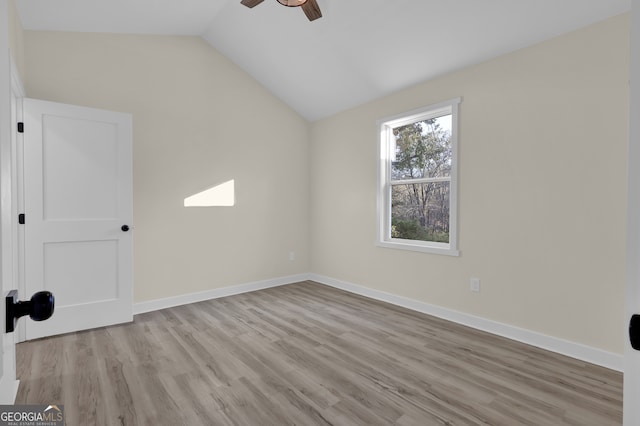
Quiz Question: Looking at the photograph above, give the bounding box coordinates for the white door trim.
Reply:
[10,56,25,344]
[625,0,640,424]
[0,20,24,401]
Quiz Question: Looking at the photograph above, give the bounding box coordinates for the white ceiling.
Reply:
[16,0,631,121]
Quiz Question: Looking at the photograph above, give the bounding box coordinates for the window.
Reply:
[377,98,460,256]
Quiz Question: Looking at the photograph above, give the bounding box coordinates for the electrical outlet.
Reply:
[289,251,296,261]
[470,278,481,293]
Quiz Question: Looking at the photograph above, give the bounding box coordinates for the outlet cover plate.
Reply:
[470,278,481,292]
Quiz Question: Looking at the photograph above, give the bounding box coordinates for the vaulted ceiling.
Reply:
[16,0,631,121]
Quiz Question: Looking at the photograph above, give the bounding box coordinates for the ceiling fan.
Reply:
[240,0,322,22]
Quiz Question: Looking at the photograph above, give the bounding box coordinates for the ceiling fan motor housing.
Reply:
[277,0,307,6]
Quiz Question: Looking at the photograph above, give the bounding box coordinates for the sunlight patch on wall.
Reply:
[184,180,235,207]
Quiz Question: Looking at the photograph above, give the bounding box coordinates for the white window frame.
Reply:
[376,97,461,256]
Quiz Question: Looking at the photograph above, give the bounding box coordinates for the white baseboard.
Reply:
[308,273,624,372]
[0,377,19,405]
[133,273,311,315]
[133,272,623,372]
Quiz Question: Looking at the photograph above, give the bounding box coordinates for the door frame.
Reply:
[625,1,640,423]
[0,47,24,402]
[10,57,25,344]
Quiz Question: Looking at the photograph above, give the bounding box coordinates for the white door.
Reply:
[23,98,133,340]
[626,1,640,424]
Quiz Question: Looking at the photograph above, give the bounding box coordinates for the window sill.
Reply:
[376,240,460,257]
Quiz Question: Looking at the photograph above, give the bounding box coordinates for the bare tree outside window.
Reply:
[390,116,452,243]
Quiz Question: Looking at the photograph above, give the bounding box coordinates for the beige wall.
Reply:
[310,14,630,354]
[22,14,630,355]
[24,31,310,303]
[7,0,23,80]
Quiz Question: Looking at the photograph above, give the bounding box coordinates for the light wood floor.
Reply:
[16,281,622,425]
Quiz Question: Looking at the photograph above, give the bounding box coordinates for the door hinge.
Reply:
[18,214,25,225]
[17,122,24,133]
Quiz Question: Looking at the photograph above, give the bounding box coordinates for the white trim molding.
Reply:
[308,274,623,372]
[133,272,622,372]
[133,274,311,315]
[0,374,19,405]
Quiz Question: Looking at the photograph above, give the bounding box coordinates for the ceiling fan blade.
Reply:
[301,0,322,21]
[241,0,265,8]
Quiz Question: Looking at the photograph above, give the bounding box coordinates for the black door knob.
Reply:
[30,291,55,321]
[6,290,55,333]
[631,314,640,351]
[121,225,130,232]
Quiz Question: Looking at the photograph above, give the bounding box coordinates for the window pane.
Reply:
[391,182,450,243]
[391,115,452,180]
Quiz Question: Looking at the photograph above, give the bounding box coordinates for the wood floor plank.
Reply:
[15,281,622,425]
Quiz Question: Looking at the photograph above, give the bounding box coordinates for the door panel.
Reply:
[42,115,119,221]
[23,98,133,340]
[44,240,119,305]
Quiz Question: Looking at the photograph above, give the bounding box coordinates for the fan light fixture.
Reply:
[240,0,322,21]
[277,0,307,6]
